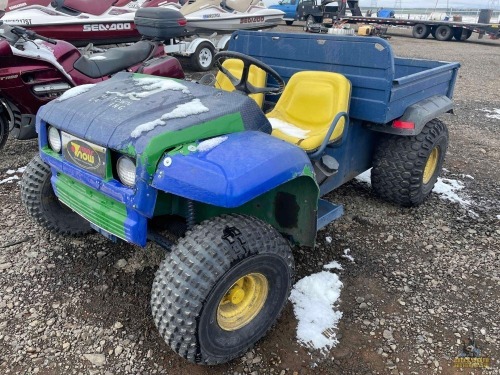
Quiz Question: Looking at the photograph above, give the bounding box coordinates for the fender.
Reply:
[185,37,213,55]
[368,95,453,136]
[152,131,319,246]
[152,131,315,207]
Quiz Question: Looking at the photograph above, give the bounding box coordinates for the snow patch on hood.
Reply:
[197,136,228,152]
[131,98,209,138]
[108,77,191,102]
[56,84,96,102]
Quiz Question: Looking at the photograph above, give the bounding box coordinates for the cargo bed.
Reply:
[229,31,460,125]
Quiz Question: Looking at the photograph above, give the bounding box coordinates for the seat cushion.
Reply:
[215,59,267,108]
[266,71,351,151]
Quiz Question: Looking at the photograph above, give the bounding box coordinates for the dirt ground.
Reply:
[0,26,499,375]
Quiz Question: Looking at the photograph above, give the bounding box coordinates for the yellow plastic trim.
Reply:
[215,59,267,108]
[267,71,351,151]
[216,273,269,331]
[423,147,439,184]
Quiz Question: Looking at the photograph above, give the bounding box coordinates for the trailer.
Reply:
[270,0,500,41]
[339,16,500,41]
[164,34,232,71]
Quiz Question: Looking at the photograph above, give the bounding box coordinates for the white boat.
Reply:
[169,0,284,34]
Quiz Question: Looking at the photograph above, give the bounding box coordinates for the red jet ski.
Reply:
[2,0,179,45]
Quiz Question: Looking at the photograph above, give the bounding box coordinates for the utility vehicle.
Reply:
[22,31,459,364]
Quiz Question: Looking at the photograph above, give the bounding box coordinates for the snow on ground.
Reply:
[267,118,310,138]
[6,167,26,175]
[56,84,96,102]
[289,270,343,352]
[433,178,471,207]
[323,261,343,271]
[341,249,355,263]
[354,169,472,207]
[131,99,209,138]
[0,176,19,185]
[196,136,227,152]
[478,108,500,120]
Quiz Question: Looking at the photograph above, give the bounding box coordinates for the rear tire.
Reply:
[0,112,8,150]
[151,214,294,365]
[21,155,92,235]
[285,20,294,26]
[304,15,315,31]
[434,25,453,41]
[412,24,431,39]
[190,42,215,72]
[371,119,449,207]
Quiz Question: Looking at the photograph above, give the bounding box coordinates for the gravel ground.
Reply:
[0,25,499,375]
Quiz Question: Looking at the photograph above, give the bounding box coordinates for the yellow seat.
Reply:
[215,59,267,108]
[266,71,351,152]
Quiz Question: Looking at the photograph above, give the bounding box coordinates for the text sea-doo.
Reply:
[169,0,284,34]
[1,0,178,45]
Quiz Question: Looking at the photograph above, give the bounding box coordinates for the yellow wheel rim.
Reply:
[423,147,439,184]
[217,273,269,331]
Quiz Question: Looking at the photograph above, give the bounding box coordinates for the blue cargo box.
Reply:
[228,31,460,125]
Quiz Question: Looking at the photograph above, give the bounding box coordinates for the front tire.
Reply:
[190,42,215,72]
[371,119,449,207]
[21,155,92,235]
[151,214,294,365]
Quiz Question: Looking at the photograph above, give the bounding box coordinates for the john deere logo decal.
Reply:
[61,132,106,177]
[67,140,101,170]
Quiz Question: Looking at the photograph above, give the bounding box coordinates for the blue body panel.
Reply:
[269,2,297,19]
[228,31,460,124]
[152,131,313,207]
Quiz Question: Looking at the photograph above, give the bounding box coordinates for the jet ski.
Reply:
[1,0,178,45]
[167,0,284,34]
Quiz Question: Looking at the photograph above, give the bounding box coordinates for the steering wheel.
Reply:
[214,51,285,96]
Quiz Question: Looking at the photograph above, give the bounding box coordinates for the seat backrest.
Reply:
[267,71,351,151]
[215,59,267,108]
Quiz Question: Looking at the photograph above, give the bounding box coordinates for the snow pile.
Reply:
[131,99,209,138]
[478,108,500,120]
[56,84,96,102]
[433,177,471,207]
[1,166,26,185]
[289,271,343,352]
[89,55,107,60]
[267,118,310,138]
[197,136,227,152]
[6,166,26,175]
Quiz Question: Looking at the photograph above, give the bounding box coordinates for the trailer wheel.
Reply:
[151,214,294,365]
[285,20,294,26]
[21,155,92,235]
[190,42,215,72]
[0,112,8,150]
[434,25,454,41]
[371,119,449,207]
[412,24,431,39]
[453,28,472,41]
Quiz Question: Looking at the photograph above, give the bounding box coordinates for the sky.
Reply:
[359,0,499,9]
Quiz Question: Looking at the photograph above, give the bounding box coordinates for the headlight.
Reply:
[48,126,61,153]
[117,156,136,187]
